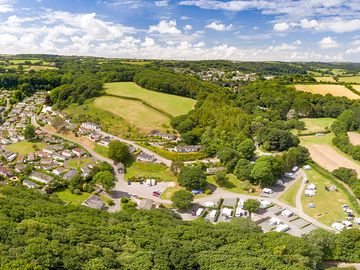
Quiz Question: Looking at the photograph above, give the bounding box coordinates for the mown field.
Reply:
[279,178,302,207]
[353,85,360,91]
[314,77,336,83]
[93,96,170,133]
[301,118,335,133]
[105,82,196,117]
[125,162,176,182]
[206,174,260,195]
[338,76,360,83]
[301,165,359,226]
[295,84,360,99]
[5,141,45,155]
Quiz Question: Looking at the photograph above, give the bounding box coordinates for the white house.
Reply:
[260,200,272,208]
[275,224,290,232]
[29,172,54,184]
[281,209,293,217]
[81,122,100,131]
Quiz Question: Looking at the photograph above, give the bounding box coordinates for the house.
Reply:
[29,171,53,184]
[137,151,157,163]
[116,163,125,174]
[150,130,177,141]
[0,166,13,177]
[63,169,78,180]
[15,164,26,173]
[72,148,84,157]
[138,198,155,210]
[90,132,101,141]
[23,180,39,189]
[206,167,225,174]
[52,167,67,176]
[2,151,17,162]
[61,150,73,158]
[43,146,54,155]
[81,122,100,131]
[81,194,104,209]
[173,145,201,153]
[1,138,12,145]
[99,137,111,147]
[80,166,91,178]
[281,209,293,217]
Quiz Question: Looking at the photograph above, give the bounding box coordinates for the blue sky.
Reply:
[0,0,359,61]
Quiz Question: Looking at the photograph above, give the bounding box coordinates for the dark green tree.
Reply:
[171,190,194,210]
[178,167,206,190]
[108,140,131,164]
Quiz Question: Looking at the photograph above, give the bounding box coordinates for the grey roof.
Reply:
[82,195,104,209]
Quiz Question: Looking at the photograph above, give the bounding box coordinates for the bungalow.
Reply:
[14,164,26,173]
[72,148,85,157]
[61,150,73,158]
[42,163,57,171]
[52,167,67,176]
[80,166,91,178]
[150,130,177,141]
[52,145,64,152]
[2,151,17,162]
[81,122,101,131]
[206,167,225,174]
[99,137,111,147]
[137,151,157,163]
[1,138,12,145]
[90,131,101,141]
[43,147,55,155]
[81,194,104,209]
[173,145,201,153]
[63,169,78,180]
[23,180,39,189]
[0,166,13,177]
[29,171,54,184]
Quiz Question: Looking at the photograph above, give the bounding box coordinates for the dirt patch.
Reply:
[295,84,360,99]
[63,132,95,150]
[348,132,360,146]
[305,144,360,176]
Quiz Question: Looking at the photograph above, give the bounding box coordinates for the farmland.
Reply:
[348,132,360,146]
[314,77,336,83]
[105,82,196,117]
[338,76,360,83]
[301,165,359,226]
[93,96,170,133]
[294,84,360,99]
[353,85,360,91]
[301,118,335,133]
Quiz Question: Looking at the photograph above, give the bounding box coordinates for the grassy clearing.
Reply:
[64,101,140,138]
[65,157,94,170]
[301,165,359,226]
[94,143,109,158]
[207,174,260,195]
[94,96,170,133]
[300,118,335,133]
[338,76,360,83]
[160,185,184,200]
[120,61,151,66]
[5,141,45,155]
[315,77,336,83]
[25,66,58,71]
[105,82,196,117]
[54,189,91,205]
[126,162,176,181]
[279,178,302,207]
[294,84,360,99]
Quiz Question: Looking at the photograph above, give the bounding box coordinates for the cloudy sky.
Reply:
[0,0,360,61]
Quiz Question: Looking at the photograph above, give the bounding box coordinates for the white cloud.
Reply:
[273,22,290,32]
[154,0,169,7]
[205,22,232,31]
[300,19,320,29]
[149,20,181,34]
[183,24,192,31]
[142,37,155,47]
[318,36,339,49]
[109,0,144,9]
[0,0,13,13]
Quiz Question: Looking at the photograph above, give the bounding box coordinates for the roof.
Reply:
[82,195,104,209]
[138,198,154,210]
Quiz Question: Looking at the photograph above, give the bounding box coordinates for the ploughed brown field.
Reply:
[348,132,360,146]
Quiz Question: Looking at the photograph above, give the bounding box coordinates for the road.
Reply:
[296,171,306,212]
[32,116,333,231]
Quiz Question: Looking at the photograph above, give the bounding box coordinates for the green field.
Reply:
[300,132,335,145]
[64,101,140,138]
[5,141,45,155]
[301,118,335,133]
[105,82,196,117]
[65,157,94,170]
[338,76,360,83]
[54,189,91,205]
[279,178,302,207]
[301,166,360,226]
[120,61,151,66]
[25,66,58,71]
[315,77,336,83]
[94,96,170,133]
[10,59,41,64]
[126,162,176,182]
[207,174,260,195]
[94,143,109,158]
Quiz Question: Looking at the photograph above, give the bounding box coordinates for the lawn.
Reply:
[126,162,176,181]
[5,141,45,155]
[294,84,360,99]
[160,184,184,200]
[206,174,260,195]
[105,82,196,117]
[315,77,336,83]
[66,157,95,170]
[300,118,335,133]
[94,143,109,158]
[54,189,91,205]
[64,101,140,138]
[93,96,171,133]
[279,178,302,207]
[338,76,360,83]
[301,165,359,226]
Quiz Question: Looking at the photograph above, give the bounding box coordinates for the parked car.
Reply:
[152,191,161,197]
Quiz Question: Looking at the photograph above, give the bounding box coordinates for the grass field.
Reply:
[54,189,91,205]
[206,174,260,195]
[353,85,360,91]
[338,76,360,83]
[294,84,360,99]
[279,178,302,207]
[105,82,196,117]
[301,118,335,133]
[65,157,94,170]
[160,184,184,200]
[301,166,359,226]
[120,61,151,65]
[26,66,58,71]
[5,141,45,155]
[94,96,170,133]
[126,162,176,181]
[10,59,40,64]
[64,101,140,138]
[315,77,336,83]
[94,143,109,158]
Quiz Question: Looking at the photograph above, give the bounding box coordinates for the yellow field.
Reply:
[105,82,196,117]
[353,85,360,92]
[315,77,336,83]
[93,96,170,132]
[295,84,360,99]
[338,76,360,83]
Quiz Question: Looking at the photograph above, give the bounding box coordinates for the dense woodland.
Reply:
[0,186,359,269]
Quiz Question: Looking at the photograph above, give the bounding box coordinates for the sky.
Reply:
[0,0,360,61]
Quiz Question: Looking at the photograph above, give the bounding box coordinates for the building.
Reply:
[150,130,177,141]
[206,167,225,174]
[0,166,13,177]
[173,145,201,153]
[72,148,85,157]
[63,169,78,180]
[138,198,154,210]
[23,180,39,189]
[29,172,54,184]
[81,122,101,131]
[81,195,104,209]
[137,151,157,163]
